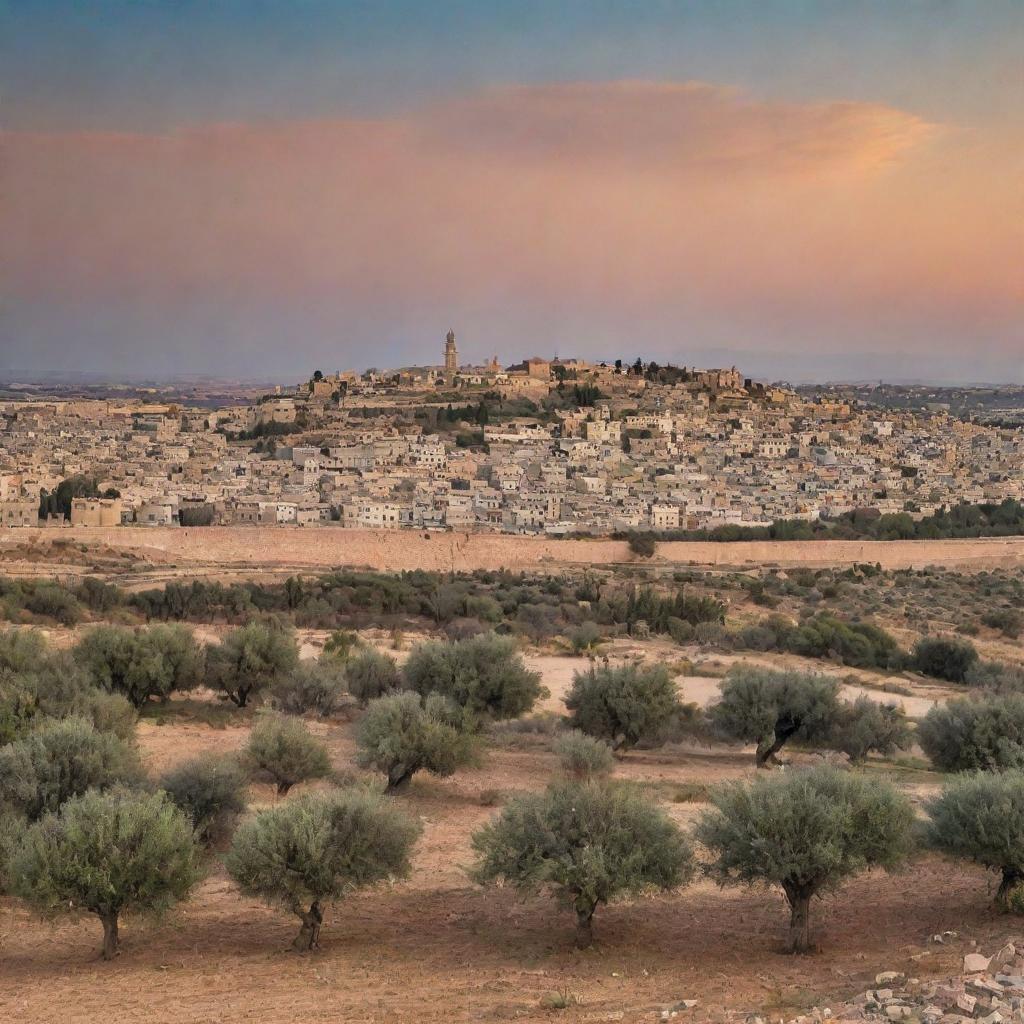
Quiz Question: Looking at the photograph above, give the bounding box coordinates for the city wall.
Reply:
[4,526,1024,573]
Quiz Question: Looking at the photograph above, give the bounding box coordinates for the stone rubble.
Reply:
[703,940,1024,1024]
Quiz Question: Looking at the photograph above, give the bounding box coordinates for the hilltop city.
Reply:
[1,333,1022,534]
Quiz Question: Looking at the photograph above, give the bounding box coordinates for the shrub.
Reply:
[553,730,615,779]
[403,634,544,723]
[918,695,1024,772]
[982,609,1024,639]
[564,663,681,751]
[0,717,142,821]
[160,754,248,846]
[696,765,915,953]
[9,788,200,958]
[225,788,419,950]
[0,628,50,673]
[709,667,842,767]
[243,713,331,795]
[832,696,914,764]
[964,660,1024,694]
[356,691,476,792]
[322,629,362,661]
[927,771,1024,910]
[911,636,979,683]
[472,780,693,948]
[271,659,347,717]
[344,649,402,706]
[208,623,299,707]
[568,621,603,654]
[73,624,204,707]
[627,533,657,558]
[666,617,695,645]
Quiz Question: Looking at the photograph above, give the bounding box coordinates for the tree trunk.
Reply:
[756,720,799,768]
[292,901,324,952]
[100,912,119,960]
[997,868,1022,910]
[574,907,595,950]
[786,891,812,954]
[386,766,413,793]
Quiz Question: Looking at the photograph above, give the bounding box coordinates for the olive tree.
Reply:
[225,788,420,950]
[356,690,476,792]
[208,622,299,708]
[0,717,142,821]
[472,780,693,948]
[927,771,1024,910]
[832,696,914,764]
[696,765,915,953]
[403,633,544,722]
[271,658,347,717]
[918,695,1024,772]
[73,624,204,707]
[243,713,331,795]
[709,667,841,767]
[1,644,137,742]
[9,788,200,959]
[344,648,402,705]
[564,662,681,751]
[160,754,249,846]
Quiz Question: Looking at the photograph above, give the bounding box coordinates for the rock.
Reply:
[671,1000,698,1011]
[958,993,978,1013]
[878,973,907,985]
[876,990,896,1002]
[995,946,1018,968]
[966,954,994,974]
[886,1005,912,1020]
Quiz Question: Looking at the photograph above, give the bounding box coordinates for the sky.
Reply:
[2,1,1022,382]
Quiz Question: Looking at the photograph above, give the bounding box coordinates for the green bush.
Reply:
[160,754,248,846]
[564,662,681,751]
[73,624,204,707]
[208,622,299,707]
[553,730,615,779]
[927,771,1024,910]
[0,717,142,821]
[472,780,693,948]
[356,691,476,792]
[567,621,603,654]
[9,788,200,958]
[627,533,657,558]
[832,696,913,764]
[403,634,544,723]
[918,695,1024,771]
[322,629,362,661]
[225,788,419,950]
[911,636,979,683]
[696,765,915,952]
[243,713,331,795]
[344,649,402,706]
[709,667,841,767]
[271,659,347,717]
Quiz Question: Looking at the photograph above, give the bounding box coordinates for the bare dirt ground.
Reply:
[0,635,998,1024]
[4,526,1024,581]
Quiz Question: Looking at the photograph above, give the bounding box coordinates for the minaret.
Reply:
[444,329,459,376]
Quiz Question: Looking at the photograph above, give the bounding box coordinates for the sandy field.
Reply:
[4,526,1024,578]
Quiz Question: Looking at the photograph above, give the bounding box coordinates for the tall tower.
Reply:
[444,329,459,376]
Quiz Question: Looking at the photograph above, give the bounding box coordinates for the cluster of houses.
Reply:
[1,342,1022,534]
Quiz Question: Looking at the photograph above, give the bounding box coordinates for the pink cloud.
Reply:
[3,79,1018,342]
